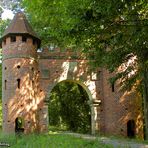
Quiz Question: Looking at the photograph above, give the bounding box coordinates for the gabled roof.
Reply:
[1,12,41,47]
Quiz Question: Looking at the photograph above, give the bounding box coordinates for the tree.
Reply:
[48,81,91,133]
[22,0,148,139]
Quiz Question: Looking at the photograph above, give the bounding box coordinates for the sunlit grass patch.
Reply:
[0,132,113,148]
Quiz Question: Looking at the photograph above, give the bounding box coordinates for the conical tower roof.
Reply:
[1,12,41,47]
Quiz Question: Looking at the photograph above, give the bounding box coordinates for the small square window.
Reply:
[42,69,50,79]
[22,36,27,42]
[3,39,6,45]
[11,36,16,42]
[33,39,36,45]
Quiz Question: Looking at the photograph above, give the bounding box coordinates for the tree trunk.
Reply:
[143,67,148,140]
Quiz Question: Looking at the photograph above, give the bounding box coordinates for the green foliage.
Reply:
[22,0,148,137]
[22,0,148,88]
[0,65,2,128]
[48,81,91,134]
[0,65,2,98]
[0,133,111,148]
[0,19,10,38]
[0,7,10,39]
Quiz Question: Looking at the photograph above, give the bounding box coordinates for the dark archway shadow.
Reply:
[127,120,135,138]
[15,117,24,134]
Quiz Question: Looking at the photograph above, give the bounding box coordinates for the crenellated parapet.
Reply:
[2,36,38,60]
[38,47,87,60]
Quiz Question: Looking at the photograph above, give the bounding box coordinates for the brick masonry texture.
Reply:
[1,16,144,138]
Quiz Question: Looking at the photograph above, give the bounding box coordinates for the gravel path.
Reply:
[64,132,148,148]
[100,137,148,148]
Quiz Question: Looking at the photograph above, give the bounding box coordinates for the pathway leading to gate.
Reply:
[64,132,148,148]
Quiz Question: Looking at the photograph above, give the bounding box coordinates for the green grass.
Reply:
[0,133,113,148]
[48,125,67,132]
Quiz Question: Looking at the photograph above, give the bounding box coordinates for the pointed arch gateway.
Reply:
[46,79,98,134]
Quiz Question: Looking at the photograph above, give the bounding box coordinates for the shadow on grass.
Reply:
[0,131,113,148]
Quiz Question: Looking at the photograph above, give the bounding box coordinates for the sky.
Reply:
[1,6,14,20]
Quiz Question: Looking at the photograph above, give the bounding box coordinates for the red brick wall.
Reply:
[101,69,143,138]
[2,37,143,138]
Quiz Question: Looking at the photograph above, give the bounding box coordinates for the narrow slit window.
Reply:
[11,36,16,42]
[98,71,101,80]
[111,83,115,92]
[22,36,27,42]
[17,79,21,89]
[5,80,7,90]
[33,39,36,45]
[3,39,6,45]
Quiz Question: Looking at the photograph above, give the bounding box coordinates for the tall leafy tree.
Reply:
[22,0,148,138]
[48,81,91,133]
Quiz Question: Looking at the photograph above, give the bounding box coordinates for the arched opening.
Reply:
[15,117,24,134]
[127,120,135,138]
[48,80,91,134]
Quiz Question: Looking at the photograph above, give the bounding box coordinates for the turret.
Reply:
[1,12,41,134]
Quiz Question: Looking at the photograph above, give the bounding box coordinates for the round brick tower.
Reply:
[1,12,41,133]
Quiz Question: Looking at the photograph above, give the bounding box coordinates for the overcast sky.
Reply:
[1,6,14,20]
[2,9,14,20]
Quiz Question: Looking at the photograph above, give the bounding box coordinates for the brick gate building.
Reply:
[0,12,144,138]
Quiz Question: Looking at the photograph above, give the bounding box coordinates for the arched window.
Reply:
[127,120,135,138]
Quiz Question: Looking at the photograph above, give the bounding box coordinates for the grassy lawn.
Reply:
[0,132,113,148]
[0,126,146,148]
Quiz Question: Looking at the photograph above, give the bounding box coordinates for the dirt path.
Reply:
[64,132,148,148]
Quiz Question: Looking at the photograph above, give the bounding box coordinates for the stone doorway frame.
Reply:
[47,79,96,135]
